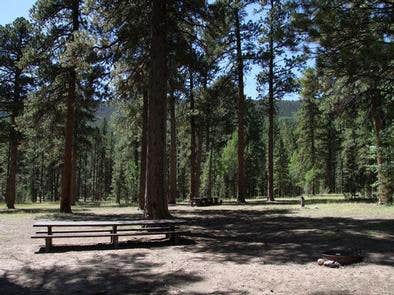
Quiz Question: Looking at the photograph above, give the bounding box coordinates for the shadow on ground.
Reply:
[35,206,394,267]
[35,237,195,254]
[1,253,202,295]
[216,197,378,206]
[2,203,393,294]
[174,208,394,266]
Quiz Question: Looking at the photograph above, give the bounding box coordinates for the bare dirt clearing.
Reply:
[1,198,393,294]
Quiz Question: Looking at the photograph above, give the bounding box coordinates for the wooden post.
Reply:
[45,226,52,252]
[112,225,118,247]
[300,196,305,207]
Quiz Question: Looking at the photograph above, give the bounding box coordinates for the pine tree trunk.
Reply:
[54,166,59,201]
[31,158,37,203]
[207,130,213,199]
[83,153,87,202]
[168,92,177,204]
[60,0,79,213]
[324,145,334,193]
[340,140,344,194]
[70,147,77,205]
[310,100,316,195]
[144,0,170,219]
[5,117,17,209]
[109,140,113,195]
[77,156,82,200]
[138,89,148,210]
[50,165,54,201]
[196,129,203,198]
[5,67,21,209]
[324,119,336,193]
[267,2,275,202]
[39,152,44,203]
[189,70,198,201]
[224,176,229,198]
[235,8,246,203]
[371,98,392,204]
[60,68,76,213]
[94,149,97,200]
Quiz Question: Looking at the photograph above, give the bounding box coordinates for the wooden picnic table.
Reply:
[191,197,222,207]
[32,219,188,252]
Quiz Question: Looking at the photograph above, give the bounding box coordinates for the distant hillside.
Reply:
[252,99,300,118]
[94,99,301,122]
[277,100,300,117]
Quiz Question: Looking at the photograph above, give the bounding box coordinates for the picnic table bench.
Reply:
[31,219,189,252]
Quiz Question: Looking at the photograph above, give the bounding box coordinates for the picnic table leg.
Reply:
[112,225,118,247]
[168,225,178,244]
[45,226,52,252]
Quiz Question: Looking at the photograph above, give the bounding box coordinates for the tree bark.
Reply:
[54,165,59,201]
[207,129,213,199]
[309,99,316,195]
[267,0,275,202]
[70,146,77,205]
[189,69,198,201]
[60,68,76,213]
[235,7,246,203]
[5,116,17,209]
[324,118,336,193]
[324,142,335,193]
[371,97,392,204]
[196,129,203,198]
[144,0,170,219]
[31,157,37,203]
[77,155,82,201]
[60,0,79,213]
[38,152,44,202]
[82,152,87,202]
[5,66,22,209]
[138,89,148,210]
[168,92,178,204]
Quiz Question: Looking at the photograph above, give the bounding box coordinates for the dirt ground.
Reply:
[1,197,393,294]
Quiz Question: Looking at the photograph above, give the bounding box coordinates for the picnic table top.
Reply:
[33,219,187,227]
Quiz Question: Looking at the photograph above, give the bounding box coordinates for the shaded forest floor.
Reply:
[1,195,393,294]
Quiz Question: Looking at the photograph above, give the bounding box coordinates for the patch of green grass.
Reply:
[0,201,135,219]
[1,194,392,220]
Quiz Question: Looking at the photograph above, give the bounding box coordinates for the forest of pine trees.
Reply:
[0,0,392,216]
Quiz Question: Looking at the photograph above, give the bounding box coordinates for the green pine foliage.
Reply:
[0,0,392,206]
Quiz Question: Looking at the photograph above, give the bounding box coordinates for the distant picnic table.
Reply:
[191,197,222,207]
[31,219,189,252]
